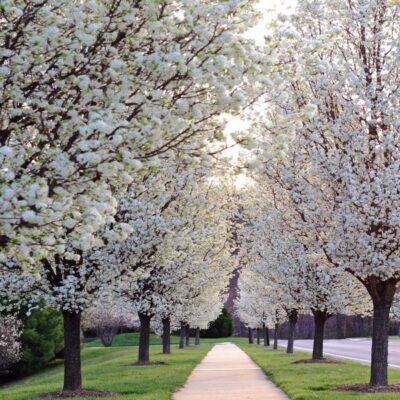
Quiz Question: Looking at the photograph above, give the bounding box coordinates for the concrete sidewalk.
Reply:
[174,343,288,400]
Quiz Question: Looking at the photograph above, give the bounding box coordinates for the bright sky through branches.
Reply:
[224,0,297,188]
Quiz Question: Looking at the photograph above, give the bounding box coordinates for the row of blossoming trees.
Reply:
[0,0,263,394]
[1,0,399,394]
[236,0,400,389]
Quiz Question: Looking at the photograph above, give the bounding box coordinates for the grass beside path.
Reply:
[83,332,180,347]
[0,343,213,400]
[236,339,400,400]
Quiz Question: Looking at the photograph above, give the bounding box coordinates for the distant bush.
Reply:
[12,308,64,376]
[201,308,234,338]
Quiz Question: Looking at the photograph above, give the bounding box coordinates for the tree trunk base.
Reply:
[132,361,166,366]
[334,384,400,393]
[63,312,82,392]
[40,389,118,398]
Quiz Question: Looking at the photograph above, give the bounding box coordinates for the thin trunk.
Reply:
[312,310,329,360]
[195,328,200,345]
[256,328,260,345]
[162,317,171,355]
[138,313,151,363]
[263,323,269,347]
[273,323,278,350]
[185,324,190,347]
[364,278,397,387]
[179,322,185,349]
[63,312,82,392]
[248,327,253,344]
[286,309,298,354]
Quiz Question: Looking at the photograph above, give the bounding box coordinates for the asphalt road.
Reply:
[280,338,400,369]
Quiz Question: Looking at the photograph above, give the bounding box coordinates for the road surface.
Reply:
[280,338,400,369]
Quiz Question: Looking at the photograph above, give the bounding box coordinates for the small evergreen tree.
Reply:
[13,309,64,376]
[201,308,234,338]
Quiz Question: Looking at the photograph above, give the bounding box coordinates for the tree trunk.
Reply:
[195,328,200,345]
[363,278,397,386]
[312,310,329,360]
[162,317,171,355]
[179,322,186,349]
[263,323,270,346]
[256,328,260,345]
[248,327,253,344]
[273,323,278,350]
[63,312,82,392]
[286,309,298,354]
[138,313,151,363]
[185,324,190,347]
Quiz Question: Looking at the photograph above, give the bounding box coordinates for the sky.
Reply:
[248,0,297,43]
[223,0,298,187]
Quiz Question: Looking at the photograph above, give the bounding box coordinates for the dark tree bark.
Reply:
[162,317,171,355]
[263,323,270,346]
[248,327,253,344]
[273,323,278,350]
[195,328,200,345]
[286,309,298,354]
[312,310,329,360]
[138,313,151,363]
[179,322,186,349]
[256,328,260,345]
[185,324,190,347]
[364,278,397,386]
[63,312,82,392]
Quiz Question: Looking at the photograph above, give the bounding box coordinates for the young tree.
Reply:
[83,300,136,347]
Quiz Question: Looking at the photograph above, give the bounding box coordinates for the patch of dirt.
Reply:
[292,358,343,365]
[39,389,119,398]
[334,384,400,393]
[130,361,166,366]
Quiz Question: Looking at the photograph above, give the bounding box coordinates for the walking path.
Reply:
[174,343,288,400]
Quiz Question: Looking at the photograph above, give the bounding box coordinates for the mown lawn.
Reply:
[236,339,400,400]
[5,334,400,400]
[83,332,180,347]
[0,342,213,400]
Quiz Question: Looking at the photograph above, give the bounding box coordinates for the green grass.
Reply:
[83,333,180,347]
[5,334,400,400]
[0,342,213,400]
[235,339,400,400]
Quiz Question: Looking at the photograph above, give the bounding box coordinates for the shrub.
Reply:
[13,308,64,376]
[201,308,234,338]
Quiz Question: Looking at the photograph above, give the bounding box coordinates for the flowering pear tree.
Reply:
[114,166,235,362]
[235,267,286,348]
[236,179,371,359]
[83,299,136,347]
